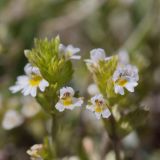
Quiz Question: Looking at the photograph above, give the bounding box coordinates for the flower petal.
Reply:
[95,112,101,120]
[65,104,75,110]
[114,85,124,95]
[73,98,83,107]
[125,83,135,92]
[60,87,75,98]
[24,63,40,75]
[55,102,65,112]
[90,48,106,62]
[9,85,22,93]
[67,45,80,55]
[30,87,37,97]
[102,108,111,118]
[22,86,32,96]
[39,79,49,92]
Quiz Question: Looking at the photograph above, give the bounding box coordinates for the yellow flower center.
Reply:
[116,78,127,86]
[95,106,102,113]
[29,75,42,86]
[61,92,73,106]
[62,97,73,106]
[95,100,103,113]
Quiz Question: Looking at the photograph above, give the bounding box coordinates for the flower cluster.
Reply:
[84,48,139,96]
[8,37,141,160]
[9,39,139,121]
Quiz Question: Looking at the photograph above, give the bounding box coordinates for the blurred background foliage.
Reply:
[0,0,160,160]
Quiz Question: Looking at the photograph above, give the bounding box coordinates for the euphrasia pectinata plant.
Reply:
[9,36,146,160]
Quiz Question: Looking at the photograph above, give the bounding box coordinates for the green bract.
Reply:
[93,55,118,98]
[25,36,73,86]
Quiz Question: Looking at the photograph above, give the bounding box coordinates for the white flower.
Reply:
[21,97,41,118]
[27,144,43,160]
[9,63,49,97]
[55,87,83,112]
[86,94,111,119]
[2,109,24,130]
[84,48,111,71]
[59,44,81,60]
[113,64,139,95]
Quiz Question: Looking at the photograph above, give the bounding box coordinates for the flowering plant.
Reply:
[9,36,147,160]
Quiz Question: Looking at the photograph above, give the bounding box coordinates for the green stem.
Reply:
[49,113,58,159]
[109,115,121,160]
[103,115,121,160]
